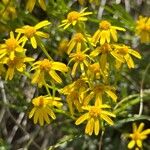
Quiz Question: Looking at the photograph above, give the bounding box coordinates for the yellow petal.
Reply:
[35,20,50,30]
[26,0,36,12]
[71,62,78,77]
[39,110,44,126]
[52,62,68,72]
[38,0,46,11]
[124,54,134,68]
[30,36,37,49]
[36,31,49,38]
[105,90,117,102]
[45,107,56,120]
[137,122,144,132]
[33,108,39,124]
[75,113,89,125]
[29,107,36,118]
[136,140,142,148]
[94,119,100,135]
[49,70,62,83]
[128,140,135,149]
[101,114,114,125]
[129,50,142,59]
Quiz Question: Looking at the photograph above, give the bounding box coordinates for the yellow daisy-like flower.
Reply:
[59,8,92,29]
[136,16,150,43]
[92,20,125,45]
[29,95,63,126]
[31,59,68,87]
[90,43,113,72]
[67,33,88,54]
[83,84,117,106]
[1,56,34,80]
[69,49,91,77]
[111,44,142,69]
[127,122,150,150]
[15,20,50,49]
[60,78,88,115]
[0,31,25,60]
[26,0,46,12]
[87,63,104,80]
[75,100,116,135]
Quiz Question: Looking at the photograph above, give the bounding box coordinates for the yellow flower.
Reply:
[0,31,25,60]
[111,44,142,69]
[83,84,117,106]
[127,122,150,150]
[92,20,125,45]
[75,100,115,135]
[67,32,88,54]
[31,59,68,87]
[87,63,104,80]
[136,16,150,43]
[59,8,92,29]
[90,43,113,72]
[15,20,50,49]
[60,78,88,115]
[26,0,46,12]
[69,49,90,77]
[29,95,63,126]
[1,56,34,80]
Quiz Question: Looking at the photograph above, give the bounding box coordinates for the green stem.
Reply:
[37,38,53,61]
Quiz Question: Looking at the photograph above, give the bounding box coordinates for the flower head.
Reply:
[136,16,150,43]
[0,31,25,60]
[83,84,117,106]
[75,100,115,135]
[59,8,92,29]
[31,59,68,87]
[1,56,34,80]
[67,32,88,54]
[111,44,142,69]
[29,95,63,126]
[26,0,46,12]
[69,49,91,77]
[60,78,88,115]
[92,20,125,45]
[127,122,150,150]
[15,20,50,49]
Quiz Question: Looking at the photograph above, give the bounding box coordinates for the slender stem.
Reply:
[37,38,53,61]
[138,63,150,116]
[99,130,104,150]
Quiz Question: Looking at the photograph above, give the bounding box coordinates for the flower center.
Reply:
[94,85,104,93]
[74,33,84,42]
[40,59,52,71]
[101,43,112,53]
[99,20,111,30]
[24,26,36,38]
[67,11,80,22]
[89,63,100,73]
[74,52,86,62]
[89,107,100,118]
[6,38,17,51]
[132,132,141,141]
[118,47,129,55]
[142,24,150,31]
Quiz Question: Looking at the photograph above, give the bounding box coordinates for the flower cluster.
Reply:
[59,8,142,136]
[0,4,148,147]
